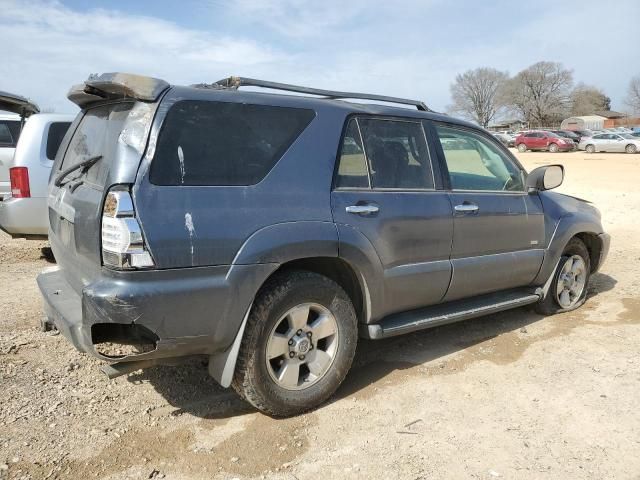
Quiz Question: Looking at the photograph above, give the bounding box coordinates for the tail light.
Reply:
[101,186,154,269]
[10,167,31,198]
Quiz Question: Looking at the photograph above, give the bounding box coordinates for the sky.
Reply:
[1,0,639,115]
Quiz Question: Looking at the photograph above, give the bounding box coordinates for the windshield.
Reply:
[620,134,635,139]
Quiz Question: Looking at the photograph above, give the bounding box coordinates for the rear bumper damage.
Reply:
[37,262,276,381]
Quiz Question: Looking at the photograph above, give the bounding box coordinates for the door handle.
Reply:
[346,204,379,215]
[454,203,479,213]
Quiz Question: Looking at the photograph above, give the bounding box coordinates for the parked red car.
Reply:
[515,131,575,153]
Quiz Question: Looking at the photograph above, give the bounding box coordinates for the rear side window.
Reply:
[46,122,71,160]
[358,118,434,189]
[150,100,315,186]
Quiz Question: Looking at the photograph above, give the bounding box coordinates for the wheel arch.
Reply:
[209,221,378,387]
[575,231,603,273]
[271,257,367,325]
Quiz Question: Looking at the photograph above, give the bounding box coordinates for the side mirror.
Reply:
[526,164,564,192]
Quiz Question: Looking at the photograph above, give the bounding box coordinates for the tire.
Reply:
[625,144,637,154]
[517,143,527,153]
[548,143,559,153]
[585,144,595,154]
[232,270,358,417]
[534,237,591,315]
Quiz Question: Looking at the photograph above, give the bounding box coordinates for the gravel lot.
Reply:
[1,150,639,480]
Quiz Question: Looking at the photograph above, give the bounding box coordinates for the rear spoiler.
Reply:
[67,72,170,108]
[0,91,40,117]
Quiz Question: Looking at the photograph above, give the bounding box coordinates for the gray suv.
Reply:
[38,73,610,416]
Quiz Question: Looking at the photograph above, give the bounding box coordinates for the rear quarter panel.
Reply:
[134,88,349,269]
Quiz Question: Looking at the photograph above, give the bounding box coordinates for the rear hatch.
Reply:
[48,102,137,292]
[48,73,170,294]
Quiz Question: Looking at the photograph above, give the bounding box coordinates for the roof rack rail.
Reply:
[212,76,431,112]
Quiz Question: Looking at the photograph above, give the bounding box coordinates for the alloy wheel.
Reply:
[265,303,339,390]
[555,255,587,308]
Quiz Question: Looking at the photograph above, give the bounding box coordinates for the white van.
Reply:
[0,114,73,238]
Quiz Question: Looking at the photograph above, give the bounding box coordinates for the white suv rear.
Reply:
[0,114,73,238]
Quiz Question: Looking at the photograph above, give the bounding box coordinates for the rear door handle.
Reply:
[346,204,379,215]
[454,203,479,213]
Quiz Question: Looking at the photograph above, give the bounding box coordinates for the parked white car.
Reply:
[0,91,40,199]
[0,114,73,238]
[578,133,640,154]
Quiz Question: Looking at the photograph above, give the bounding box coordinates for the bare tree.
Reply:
[448,67,509,127]
[570,83,611,116]
[503,61,573,127]
[625,75,640,114]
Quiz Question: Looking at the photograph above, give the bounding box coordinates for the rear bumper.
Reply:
[37,262,277,364]
[0,196,48,238]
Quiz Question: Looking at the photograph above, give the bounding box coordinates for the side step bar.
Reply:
[363,290,540,340]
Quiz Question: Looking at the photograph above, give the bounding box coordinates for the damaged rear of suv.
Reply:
[39,73,609,417]
[39,73,337,416]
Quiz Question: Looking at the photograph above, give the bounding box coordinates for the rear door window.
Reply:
[358,118,434,189]
[335,119,369,189]
[150,100,315,186]
[46,122,72,160]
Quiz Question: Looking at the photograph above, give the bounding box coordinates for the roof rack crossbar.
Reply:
[214,76,431,112]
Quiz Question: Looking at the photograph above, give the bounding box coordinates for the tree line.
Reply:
[448,61,640,128]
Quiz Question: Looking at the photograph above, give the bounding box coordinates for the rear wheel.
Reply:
[585,144,595,153]
[517,143,527,153]
[232,270,358,417]
[625,144,637,154]
[548,143,559,153]
[534,238,591,315]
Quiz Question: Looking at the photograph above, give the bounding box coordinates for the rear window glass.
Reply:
[0,120,20,147]
[46,122,71,160]
[61,102,132,172]
[150,100,315,186]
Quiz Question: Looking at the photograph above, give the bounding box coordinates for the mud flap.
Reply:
[207,304,252,388]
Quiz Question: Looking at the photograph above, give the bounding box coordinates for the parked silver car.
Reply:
[0,92,39,199]
[0,114,73,238]
[578,133,640,154]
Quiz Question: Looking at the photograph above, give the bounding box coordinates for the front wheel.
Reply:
[548,143,559,153]
[517,143,527,153]
[534,238,591,315]
[625,144,638,154]
[585,144,595,153]
[232,270,358,417]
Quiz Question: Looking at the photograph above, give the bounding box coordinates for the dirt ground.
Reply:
[1,150,639,480]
